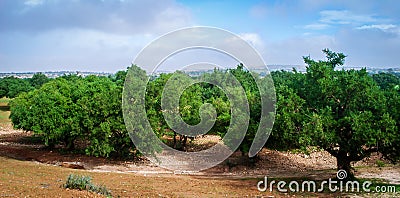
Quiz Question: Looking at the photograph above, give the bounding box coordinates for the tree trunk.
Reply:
[66,138,75,150]
[173,132,177,148]
[64,135,75,151]
[181,135,188,151]
[336,150,354,180]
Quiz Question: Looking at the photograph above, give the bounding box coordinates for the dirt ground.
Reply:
[0,123,399,197]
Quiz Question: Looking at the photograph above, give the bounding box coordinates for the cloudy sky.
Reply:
[1,0,399,72]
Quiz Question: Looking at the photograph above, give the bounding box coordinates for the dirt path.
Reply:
[1,128,399,185]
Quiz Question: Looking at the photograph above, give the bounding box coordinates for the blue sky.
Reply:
[0,0,399,72]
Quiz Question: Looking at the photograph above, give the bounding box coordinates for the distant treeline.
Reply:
[0,73,49,98]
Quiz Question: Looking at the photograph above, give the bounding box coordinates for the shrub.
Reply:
[376,160,386,167]
[64,174,112,197]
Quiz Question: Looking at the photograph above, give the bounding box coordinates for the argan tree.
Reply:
[302,49,398,178]
[10,75,132,157]
[0,76,33,98]
[29,72,50,88]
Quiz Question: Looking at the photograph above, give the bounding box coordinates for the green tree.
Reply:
[201,65,274,160]
[267,84,308,150]
[229,65,261,156]
[123,65,162,157]
[302,49,398,178]
[10,75,133,157]
[268,70,307,150]
[0,76,33,98]
[380,89,400,162]
[10,78,81,148]
[145,73,173,143]
[78,76,129,157]
[148,71,207,150]
[29,72,50,88]
[110,70,128,86]
[372,72,400,92]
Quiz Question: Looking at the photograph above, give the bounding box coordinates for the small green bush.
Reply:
[64,174,112,197]
[376,160,385,167]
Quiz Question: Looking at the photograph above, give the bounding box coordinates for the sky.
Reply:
[0,0,399,73]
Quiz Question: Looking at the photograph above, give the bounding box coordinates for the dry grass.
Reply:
[0,98,10,124]
[0,98,13,135]
[0,156,271,197]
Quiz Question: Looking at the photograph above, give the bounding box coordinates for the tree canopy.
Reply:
[10,75,131,157]
[0,76,33,98]
[270,49,399,178]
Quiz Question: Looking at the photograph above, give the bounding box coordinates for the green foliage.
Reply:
[267,49,400,177]
[29,72,50,88]
[0,72,49,99]
[64,174,111,197]
[376,160,385,167]
[123,65,163,156]
[10,78,80,148]
[145,73,173,138]
[143,65,268,155]
[372,72,400,90]
[110,70,128,86]
[201,70,231,136]
[0,76,34,98]
[380,88,400,162]
[268,70,309,150]
[300,49,398,177]
[227,65,262,154]
[268,84,308,150]
[10,75,133,157]
[78,76,129,157]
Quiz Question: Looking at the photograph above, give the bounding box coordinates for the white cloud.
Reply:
[153,5,192,33]
[0,0,195,72]
[263,25,400,68]
[303,23,330,30]
[239,33,264,49]
[299,9,387,35]
[0,29,153,72]
[249,5,267,18]
[356,24,400,36]
[319,10,378,25]
[1,0,193,35]
[357,24,396,30]
[264,35,337,65]
[24,0,44,6]
[335,28,400,67]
